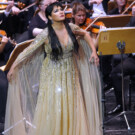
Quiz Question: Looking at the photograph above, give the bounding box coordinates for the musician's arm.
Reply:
[0,36,8,53]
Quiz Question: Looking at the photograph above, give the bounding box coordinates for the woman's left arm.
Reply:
[70,23,99,65]
[83,31,99,65]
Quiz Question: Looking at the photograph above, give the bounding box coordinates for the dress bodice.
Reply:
[44,36,74,60]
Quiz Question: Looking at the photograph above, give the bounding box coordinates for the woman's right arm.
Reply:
[7,28,48,81]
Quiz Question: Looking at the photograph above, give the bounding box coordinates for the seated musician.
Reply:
[0,2,16,123]
[16,0,57,43]
[72,2,105,46]
[108,0,135,15]
[1,0,37,39]
[28,0,56,39]
[0,35,15,123]
[0,1,14,21]
[76,0,110,17]
[71,2,113,92]
[107,16,135,115]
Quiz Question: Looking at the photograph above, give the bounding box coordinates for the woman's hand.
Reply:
[89,51,99,65]
[7,63,16,82]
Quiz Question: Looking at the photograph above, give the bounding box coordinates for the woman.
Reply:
[72,2,105,47]
[0,1,15,123]
[17,0,56,43]
[5,2,102,135]
[28,0,57,38]
[108,0,127,14]
[0,36,15,123]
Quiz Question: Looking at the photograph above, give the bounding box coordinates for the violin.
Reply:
[122,0,135,15]
[0,0,25,10]
[20,2,36,13]
[65,7,72,19]
[0,30,16,46]
[80,18,105,34]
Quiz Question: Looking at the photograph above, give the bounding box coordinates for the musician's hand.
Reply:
[6,1,14,12]
[89,51,99,66]
[1,36,8,45]
[11,6,20,15]
[100,25,106,29]
[89,0,103,5]
[51,0,57,3]
[132,6,135,16]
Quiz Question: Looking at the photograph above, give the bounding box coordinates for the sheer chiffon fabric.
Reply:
[4,23,102,135]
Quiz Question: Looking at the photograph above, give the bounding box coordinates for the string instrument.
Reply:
[80,18,105,34]
[0,30,16,46]
[64,7,72,19]
[0,0,25,10]
[20,2,36,13]
[122,0,135,15]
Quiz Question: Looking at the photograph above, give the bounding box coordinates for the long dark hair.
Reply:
[45,2,79,61]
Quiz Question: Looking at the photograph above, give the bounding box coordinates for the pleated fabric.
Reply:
[4,23,102,135]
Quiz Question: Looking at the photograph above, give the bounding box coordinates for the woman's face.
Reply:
[73,11,86,26]
[116,0,126,7]
[50,6,65,22]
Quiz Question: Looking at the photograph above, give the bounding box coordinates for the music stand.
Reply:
[0,39,33,71]
[96,14,132,28]
[98,27,135,131]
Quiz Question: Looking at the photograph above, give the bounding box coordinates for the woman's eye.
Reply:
[54,9,58,13]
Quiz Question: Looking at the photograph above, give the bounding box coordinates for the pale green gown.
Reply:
[4,23,102,135]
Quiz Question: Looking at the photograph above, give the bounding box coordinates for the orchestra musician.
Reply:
[28,0,57,39]
[72,2,105,46]
[108,0,135,15]
[0,0,37,39]
[75,0,110,17]
[0,1,14,21]
[16,0,57,43]
[108,0,128,14]
[0,2,16,123]
[0,35,15,123]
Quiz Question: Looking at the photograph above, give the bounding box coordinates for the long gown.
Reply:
[4,23,102,135]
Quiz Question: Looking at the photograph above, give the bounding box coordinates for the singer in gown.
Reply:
[4,2,102,135]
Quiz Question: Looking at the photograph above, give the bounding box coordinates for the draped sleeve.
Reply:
[4,28,49,135]
[70,23,103,132]
[14,28,48,67]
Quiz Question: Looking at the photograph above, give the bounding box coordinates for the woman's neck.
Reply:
[118,5,125,13]
[38,11,47,22]
[52,22,65,30]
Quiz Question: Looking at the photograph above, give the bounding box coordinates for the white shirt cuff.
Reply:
[4,10,11,17]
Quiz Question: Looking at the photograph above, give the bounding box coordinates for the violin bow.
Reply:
[85,12,103,31]
[20,2,36,13]
[0,2,17,5]
[122,0,135,15]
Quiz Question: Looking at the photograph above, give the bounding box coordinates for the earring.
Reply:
[51,19,53,24]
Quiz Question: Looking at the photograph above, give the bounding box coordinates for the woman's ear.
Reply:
[48,15,52,21]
